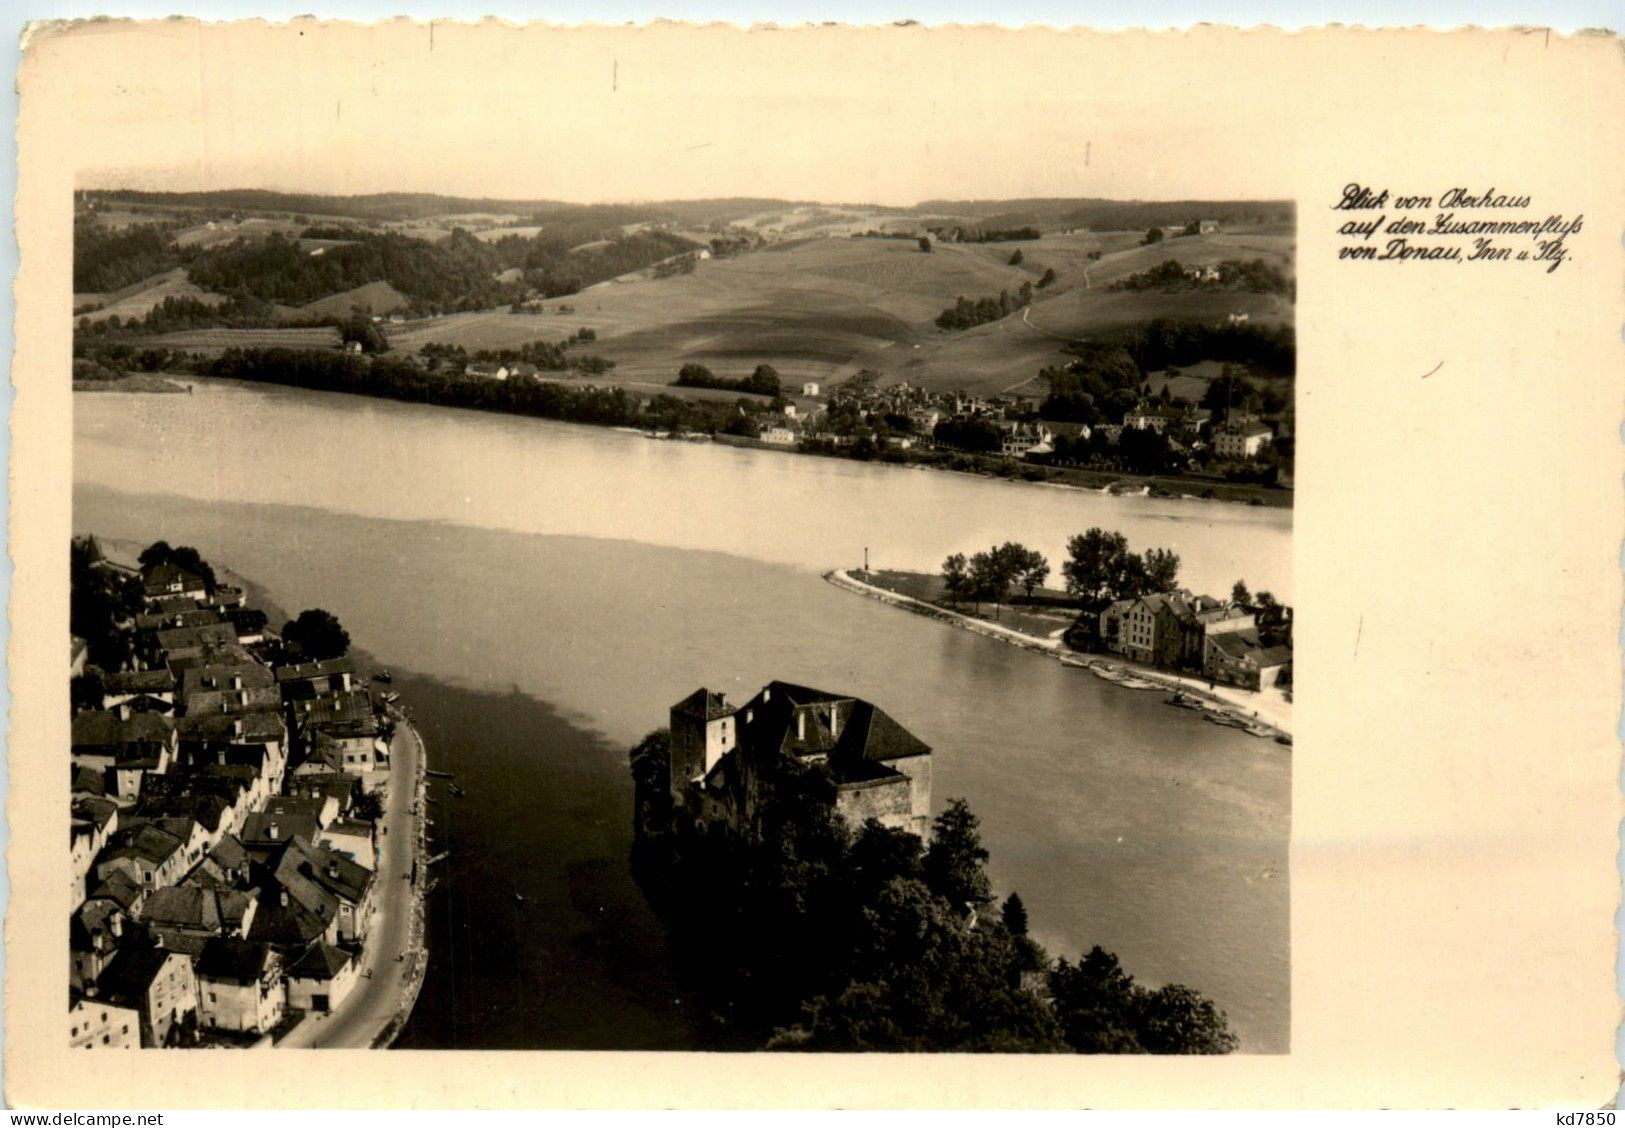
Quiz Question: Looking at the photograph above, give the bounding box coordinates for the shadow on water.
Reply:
[388,671,701,1050]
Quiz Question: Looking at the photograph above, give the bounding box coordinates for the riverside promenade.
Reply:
[826,568,1292,738]
[280,709,430,1048]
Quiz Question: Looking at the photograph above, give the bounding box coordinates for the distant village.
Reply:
[68,536,408,1049]
[432,358,1287,484]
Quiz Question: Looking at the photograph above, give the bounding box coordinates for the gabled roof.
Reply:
[73,794,119,831]
[671,688,736,722]
[274,657,355,683]
[179,711,286,745]
[207,833,249,872]
[139,885,225,932]
[101,823,185,867]
[104,669,177,694]
[734,681,932,770]
[287,941,352,981]
[275,836,373,906]
[180,662,276,698]
[241,809,320,850]
[87,870,144,912]
[72,710,174,750]
[195,937,279,984]
[97,942,182,1004]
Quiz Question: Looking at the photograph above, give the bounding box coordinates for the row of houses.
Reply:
[69,539,388,1047]
[1071,590,1293,691]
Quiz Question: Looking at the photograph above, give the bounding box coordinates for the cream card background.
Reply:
[9,21,1623,1108]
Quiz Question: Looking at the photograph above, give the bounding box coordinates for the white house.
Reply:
[1213,422,1273,460]
[800,382,820,397]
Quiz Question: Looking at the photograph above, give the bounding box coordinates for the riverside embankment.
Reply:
[825,568,1292,739]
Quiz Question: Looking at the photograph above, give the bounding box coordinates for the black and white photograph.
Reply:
[63,27,1293,1056]
[11,17,1621,1111]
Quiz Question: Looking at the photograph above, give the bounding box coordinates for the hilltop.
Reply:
[74,189,1294,398]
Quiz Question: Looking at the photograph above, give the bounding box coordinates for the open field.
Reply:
[146,325,343,351]
[174,215,310,249]
[106,223,1291,397]
[293,280,412,320]
[74,267,228,323]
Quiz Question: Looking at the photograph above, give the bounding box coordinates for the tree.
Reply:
[1143,226,1164,246]
[1008,249,1024,266]
[1014,548,1050,601]
[924,797,993,909]
[281,608,350,660]
[71,669,106,714]
[1142,547,1180,593]
[339,313,388,354]
[677,362,716,385]
[1062,528,1130,601]
[1037,267,1058,289]
[941,553,970,605]
[1136,983,1240,1055]
[1230,580,1252,607]
[1001,891,1029,936]
[918,236,932,253]
[138,540,217,593]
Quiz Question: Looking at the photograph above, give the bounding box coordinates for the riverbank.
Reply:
[73,374,189,393]
[76,374,1290,512]
[827,568,1292,739]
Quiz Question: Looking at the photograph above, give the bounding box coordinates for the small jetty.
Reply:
[448,783,465,798]
[426,850,451,866]
[426,769,454,780]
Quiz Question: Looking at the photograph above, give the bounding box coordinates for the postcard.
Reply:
[9,20,1621,1108]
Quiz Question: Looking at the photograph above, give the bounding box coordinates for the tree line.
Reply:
[674,362,783,397]
[940,543,1050,614]
[935,282,1034,330]
[628,731,1238,1053]
[1108,257,1293,298]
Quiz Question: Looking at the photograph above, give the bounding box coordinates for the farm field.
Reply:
[74,268,228,324]
[88,201,1293,399]
[293,280,411,320]
[145,325,343,351]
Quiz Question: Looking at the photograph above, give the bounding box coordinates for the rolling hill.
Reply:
[384,227,1293,394]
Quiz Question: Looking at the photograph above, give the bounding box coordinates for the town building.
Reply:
[1214,421,1274,460]
[668,681,933,839]
[95,940,198,1047]
[284,942,358,1015]
[1204,629,1293,690]
[194,938,285,1035]
[69,995,141,1050]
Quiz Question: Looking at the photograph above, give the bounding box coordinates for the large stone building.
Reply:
[668,681,933,839]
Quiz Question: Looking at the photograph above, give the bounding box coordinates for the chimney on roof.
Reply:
[268,822,279,840]
[327,862,339,880]
[279,889,288,907]
[796,711,805,741]
[762,686,771,702]
[109,914,123,938]
[829,703,840,739]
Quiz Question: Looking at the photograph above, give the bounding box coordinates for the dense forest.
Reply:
[73,221,184,293]
[628,730,1239,1053]
[73,212,702,323]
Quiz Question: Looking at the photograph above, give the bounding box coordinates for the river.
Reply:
[74,380,1291,1052]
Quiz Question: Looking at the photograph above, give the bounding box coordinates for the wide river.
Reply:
[75,380,1291,1052]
